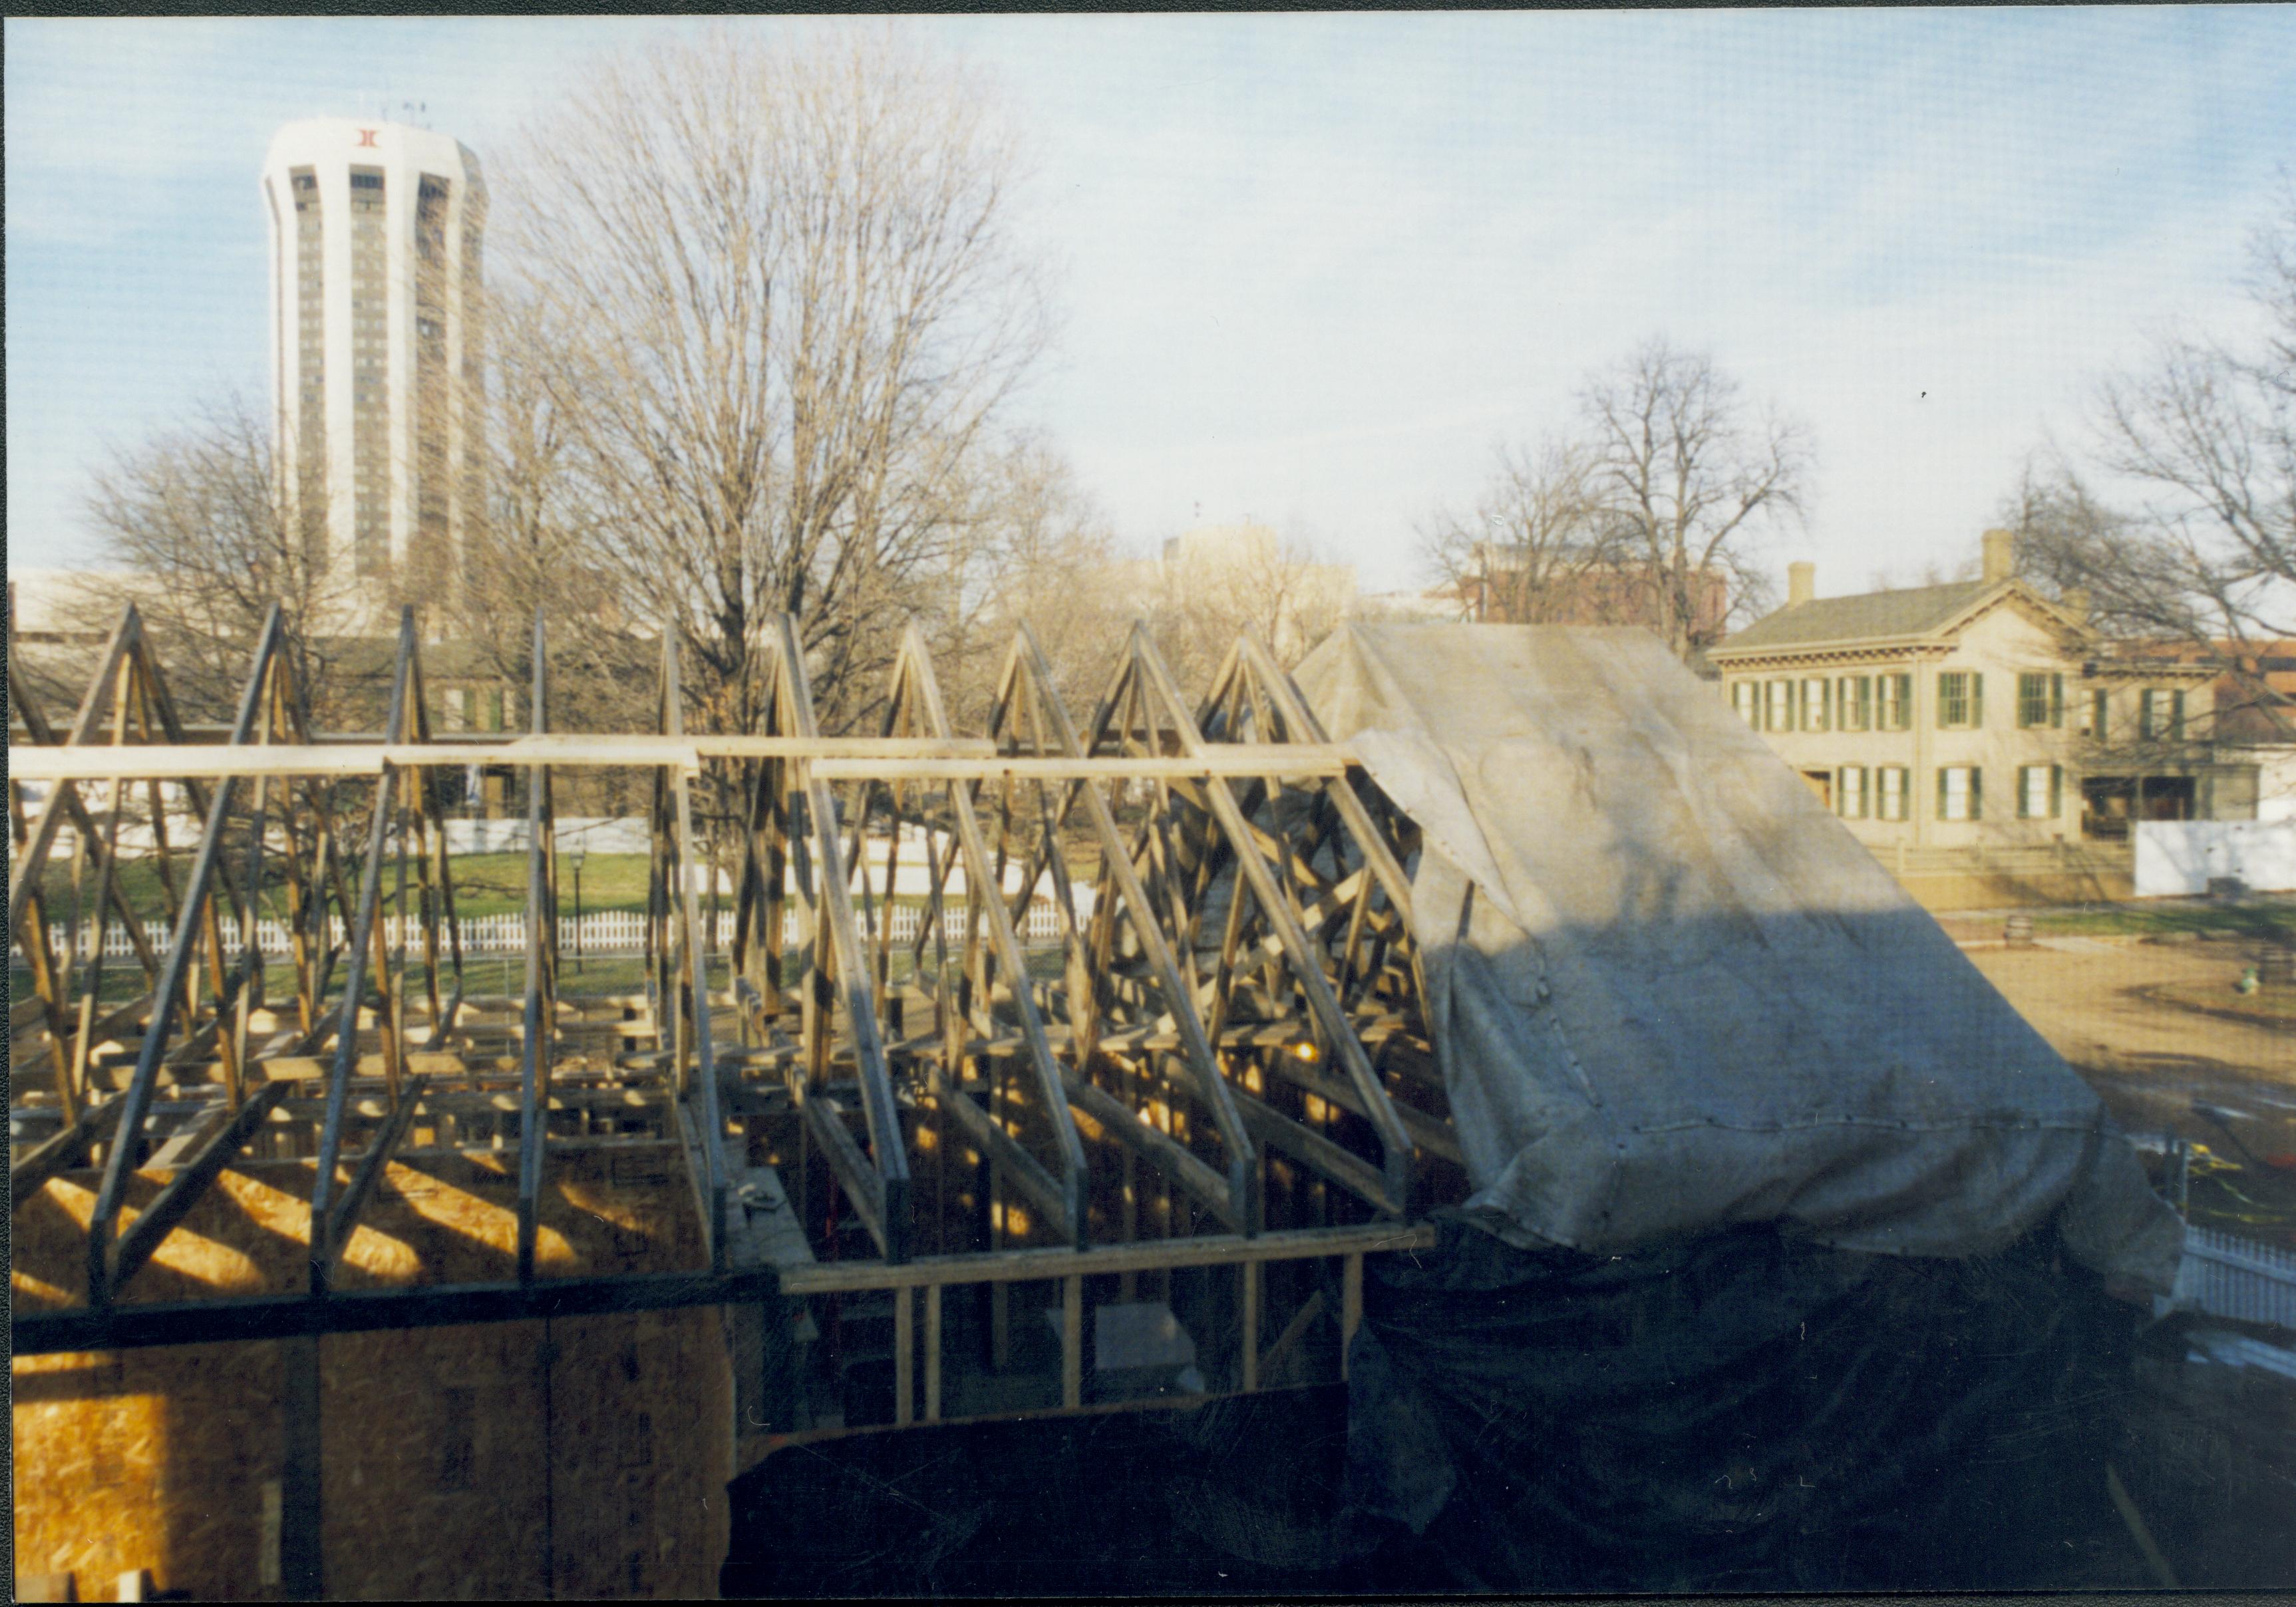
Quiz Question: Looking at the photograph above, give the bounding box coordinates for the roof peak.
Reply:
[1717,575,2037,655]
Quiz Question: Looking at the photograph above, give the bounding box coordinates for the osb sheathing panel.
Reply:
[13,1145,733,1601]
[13,1340,283,1598]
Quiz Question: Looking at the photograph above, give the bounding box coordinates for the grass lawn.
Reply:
[23,851,663,925]
[24,844,1102,926]
[448,853,655,919]
[2028,896,2296,945]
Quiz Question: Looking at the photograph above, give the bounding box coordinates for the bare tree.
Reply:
[936,436,1131,726]
[76,390,363,726]
[452,290,650,740]
[1578,338,1810,657]
[2007,185,2296,740]
[498,26,1051,739]
[1146,523,1353,688]
[1418,437,1616,623]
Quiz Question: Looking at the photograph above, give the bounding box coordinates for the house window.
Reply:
[1837,675,1872,732]
[1877,673,1912,731]
[444,687,468,732]
[1730,680,1759,728]
[1877,765,1910,821]
[1765,679,1794,734]
[2017,672,2064,729]
[2017,764,2062,820]
[1937,671,1983,729]
[1937,765,1982,821]
[2083,688,2109,740]
[2139,688,2187,740]
[1837,764,1868,819]
[1800,677,1830,732]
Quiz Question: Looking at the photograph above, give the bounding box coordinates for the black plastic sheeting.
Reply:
[1345,1209,2152,1592]
[723,1215,2159,1596]
[721,1384,1381,1597]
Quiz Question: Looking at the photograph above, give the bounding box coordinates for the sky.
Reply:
[8,9,2296,601]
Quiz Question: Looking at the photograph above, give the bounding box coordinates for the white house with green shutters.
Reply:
[1709,531,2242,848]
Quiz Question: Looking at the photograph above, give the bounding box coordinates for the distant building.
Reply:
[5,569,130,647]
[1452,549,1731,649]
[1710,530,2257,847]
[262,118,487,609]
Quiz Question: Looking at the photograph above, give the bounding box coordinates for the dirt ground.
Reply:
[1957,934,2296,1159]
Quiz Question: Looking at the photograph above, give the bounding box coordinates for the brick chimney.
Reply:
[1787,561,1816,607]
[1982,528,2017,583]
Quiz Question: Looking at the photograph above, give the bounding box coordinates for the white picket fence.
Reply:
[13,897,1078,966]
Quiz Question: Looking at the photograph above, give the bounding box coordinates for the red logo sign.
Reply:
[355,128,379,148]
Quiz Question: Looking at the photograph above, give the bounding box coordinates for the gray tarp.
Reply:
[1292,623,2181,1291]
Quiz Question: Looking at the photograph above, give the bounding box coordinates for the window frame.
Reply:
[1800,676,1830,732]
[1936,764,1983,822]
[2017,763,2064,821]
[1765,678,1794,734]
[1876,764,1910,821]
[1877,672,1913,731]
[1837,764,1869,819]
[1730,680,1759,728]
[2017,671,2066,730]
[2140,687,2189,741]
[1937,670,1983,729]
[1837,674,1872,732]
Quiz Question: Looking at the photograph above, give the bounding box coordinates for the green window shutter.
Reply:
[2050,764,2062,817]
[1897,673,1913,729]
[2050,673,2064,728]
[1936,767,1949,818]
[1937,673,1951,728]
[2172,689,2186,738]
[1970,672,1983,728]
[1970,766,1983,819]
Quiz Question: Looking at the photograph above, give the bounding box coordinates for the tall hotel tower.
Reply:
[262,119,486,605]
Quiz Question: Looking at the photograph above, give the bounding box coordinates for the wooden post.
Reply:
[924,1282,943,1423]
[279,1335,323,1601]
[1062,1274,1084,1409]
[756,1285,799,1438]
[1239,1260,1259,1393]
[1120,1147,1138,1302]
[989,1067,1010,1371]
[894,1284,914,1426]
[1341,1252,1364,1380]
